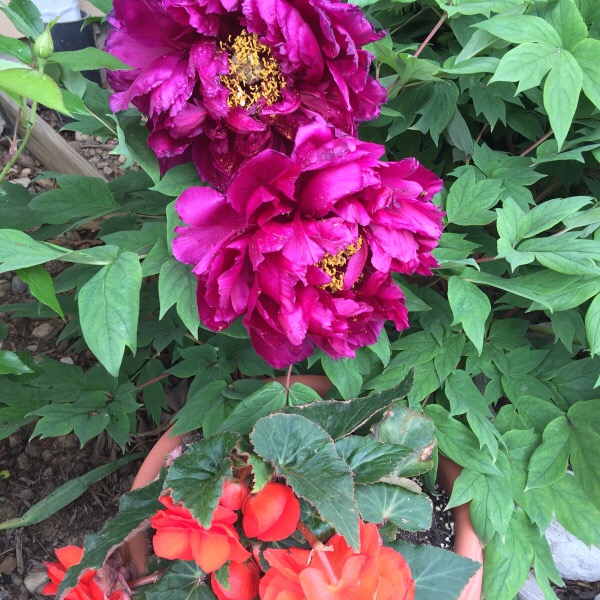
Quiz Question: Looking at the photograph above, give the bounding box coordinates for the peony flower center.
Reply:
[316,237,363,292]
[221,30,285,109]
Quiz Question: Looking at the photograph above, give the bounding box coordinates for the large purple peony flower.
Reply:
[105,0,386,190]
[172,122,443,368]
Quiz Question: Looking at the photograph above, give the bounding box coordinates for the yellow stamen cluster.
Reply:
[221,30,285,109]
[317,237,363,292]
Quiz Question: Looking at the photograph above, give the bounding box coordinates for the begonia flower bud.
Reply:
[242,482,300,542]
[210,560,260,600]
[221,480,250,511]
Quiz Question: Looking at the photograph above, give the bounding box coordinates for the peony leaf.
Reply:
[251,414,359,550]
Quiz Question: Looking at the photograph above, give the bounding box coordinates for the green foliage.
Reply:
[1,0,600,598]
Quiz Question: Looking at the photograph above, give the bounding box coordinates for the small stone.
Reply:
[17,488,34,502]
[24,444,40,458]
[20,168,32,178]
[0,280,10,292]
[42,449,52,462]
[0,556,17,575]
[60,356,74,365]
[26,344,38,352]
[24,569,48,594]
[90,155,100,164]
[118,154,127,164]
[594,594,600,600]
[12,177,31,188]
[8,434,20,449]
[36,178,54,188]
[11,573,23,585]
[11,276,28,293]
[74,132,90,142]
[97,161,108,168]
[0,590,9,600]
[31,323,54,338]
[103,166,114,176]
[16,453,30,470]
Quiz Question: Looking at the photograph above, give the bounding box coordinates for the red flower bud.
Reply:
[242,482,300,542]
[221,480,250,511]
[210,560,260,600]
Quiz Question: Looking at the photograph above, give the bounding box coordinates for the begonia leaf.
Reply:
[57,475,165,598]
[335,436,413,483]
[373,402,436,477]
[165,433,240,528]
[142,561,217,599]
[355,483,432,531]
[283,371,414,439]
[251,414,359,550]
[389,541,480,600]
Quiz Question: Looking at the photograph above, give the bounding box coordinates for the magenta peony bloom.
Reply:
[173,122,443,368]
[105,0,386,190]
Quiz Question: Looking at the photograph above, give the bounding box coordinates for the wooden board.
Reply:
[0,91,107,181]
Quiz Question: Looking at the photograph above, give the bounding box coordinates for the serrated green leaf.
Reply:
[284,372,414,440]
[526,416,569,490]
[251,413,359,550]
[389,541,480,600]
[15,264,63,318]
[0,34,32,62]
[218,382,287,435]
[448,276,490,354]
[114,119,160,184]
[434,334,466,382]
[166,433,240,527]
[79,252,142,377]
[286,382,322,406]
[58,476,165,598]
[415,81,459,144]
[335,437,413,484]
[373,402,436,477]
[355,482,432,531]
[170,380,228,436]
[144,561,216,600]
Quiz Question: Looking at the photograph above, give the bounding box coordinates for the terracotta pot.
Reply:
[438,455,484,600]
[122,375,332,575]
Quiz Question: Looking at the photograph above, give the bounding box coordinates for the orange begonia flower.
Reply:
[242,482,300,542]
[151,495,251,573]
[43,546,127,600]
[259,521,415,600]
[210,560,260,600]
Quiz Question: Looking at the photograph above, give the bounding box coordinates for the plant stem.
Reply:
[136,372,170,390]
[9,106,22,157]
[128,571,164,589]
[519,130,553,157]
[0,100,38,181]
[297,521,325,549]
[414,12,448,58]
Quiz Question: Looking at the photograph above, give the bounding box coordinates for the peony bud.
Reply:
[210,560,260,600]
[242,482,300,541]
[34,28,54,60]
[221,480,250,511]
